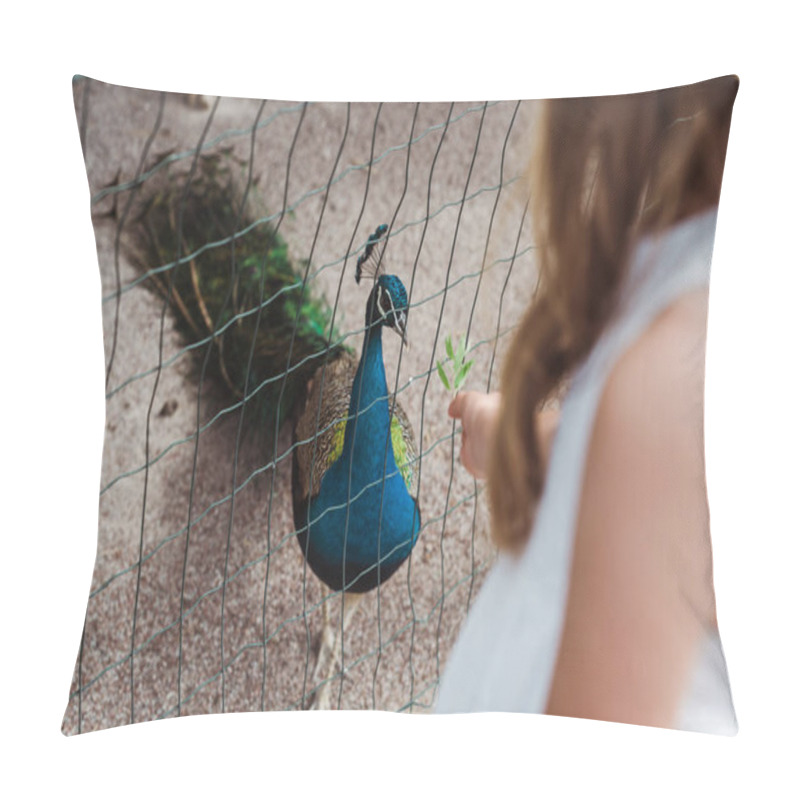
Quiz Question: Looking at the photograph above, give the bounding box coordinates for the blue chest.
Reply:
[303,331,420,592]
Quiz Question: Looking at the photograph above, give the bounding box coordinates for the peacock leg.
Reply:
[309,594,336,706]
[310,592,363,710]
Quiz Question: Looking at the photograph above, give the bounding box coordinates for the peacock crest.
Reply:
[355,223,389,285]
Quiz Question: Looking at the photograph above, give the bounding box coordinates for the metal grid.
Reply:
[63,79,538,733]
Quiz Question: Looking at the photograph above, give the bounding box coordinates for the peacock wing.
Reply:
[390,399,418,497]
[292,351,359,506]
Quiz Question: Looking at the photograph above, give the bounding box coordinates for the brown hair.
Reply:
[488,76,739,553]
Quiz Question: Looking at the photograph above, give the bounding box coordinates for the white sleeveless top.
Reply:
[435,209,737,734]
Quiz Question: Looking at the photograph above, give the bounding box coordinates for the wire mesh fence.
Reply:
[63,77,540,733]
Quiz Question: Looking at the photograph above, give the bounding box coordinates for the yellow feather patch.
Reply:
[326,415,413,491]
[328,419,347,466]
[391,415,414,490]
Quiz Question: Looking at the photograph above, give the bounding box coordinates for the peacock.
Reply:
[292,224,421,709]
[127,158,420,710]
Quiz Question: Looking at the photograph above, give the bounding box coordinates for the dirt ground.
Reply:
[62,78,541,733]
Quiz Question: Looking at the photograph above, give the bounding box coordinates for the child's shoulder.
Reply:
[601,286,709,436]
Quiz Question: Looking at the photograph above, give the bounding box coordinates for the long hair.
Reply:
[488,75,739,553]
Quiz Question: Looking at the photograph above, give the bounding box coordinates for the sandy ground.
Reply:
[62,78,541,733]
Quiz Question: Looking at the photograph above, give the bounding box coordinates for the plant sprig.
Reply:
[436,333,474,393]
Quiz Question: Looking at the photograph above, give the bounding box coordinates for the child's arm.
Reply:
[546,288,713,728]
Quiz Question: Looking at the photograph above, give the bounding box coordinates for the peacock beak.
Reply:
[392,310,408,347]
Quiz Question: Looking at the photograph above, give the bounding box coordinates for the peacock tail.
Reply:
[126,149,351,442]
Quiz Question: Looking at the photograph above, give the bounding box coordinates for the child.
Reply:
[435,76,739,733]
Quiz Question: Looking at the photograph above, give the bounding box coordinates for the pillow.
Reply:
[64,76,737,734]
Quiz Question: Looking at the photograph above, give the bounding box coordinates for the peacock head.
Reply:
[365,274,409,347]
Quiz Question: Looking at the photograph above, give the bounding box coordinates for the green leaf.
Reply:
[454,359,473,390]
[445,335,454,361]
[455,335,466,366]
[436,360,451,391]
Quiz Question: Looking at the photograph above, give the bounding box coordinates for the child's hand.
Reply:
[448,391,501,480]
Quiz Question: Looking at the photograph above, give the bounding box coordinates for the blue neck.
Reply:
[343,322,396,473]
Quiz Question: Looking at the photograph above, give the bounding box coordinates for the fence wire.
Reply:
[64,78,539,733]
